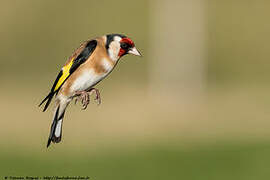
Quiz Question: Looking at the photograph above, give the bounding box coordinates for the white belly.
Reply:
[70,58,115,93]
[70,68,108,92]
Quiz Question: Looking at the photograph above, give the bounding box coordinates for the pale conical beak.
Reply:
[128,47,142,56]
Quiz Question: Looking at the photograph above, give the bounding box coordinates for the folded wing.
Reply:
[39,40,97,112]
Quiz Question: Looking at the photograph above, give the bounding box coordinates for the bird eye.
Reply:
[121,43,129,49]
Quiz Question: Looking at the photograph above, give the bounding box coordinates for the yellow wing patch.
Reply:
[54,58,74,91]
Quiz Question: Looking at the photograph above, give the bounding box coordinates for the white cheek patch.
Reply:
[114,36,122,42]
[108,41,120,61]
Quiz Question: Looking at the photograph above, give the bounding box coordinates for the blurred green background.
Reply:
[1,0,270,179]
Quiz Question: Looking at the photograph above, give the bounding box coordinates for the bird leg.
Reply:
[88,88,101,105]
[74,90,90,110]
[74,88,101,110]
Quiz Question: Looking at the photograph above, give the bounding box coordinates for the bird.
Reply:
[39,34,142,148]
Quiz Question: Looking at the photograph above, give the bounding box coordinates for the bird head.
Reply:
[105,34,142,61]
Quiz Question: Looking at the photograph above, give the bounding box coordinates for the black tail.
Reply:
[47,106,65,148]
[39,92,55,112]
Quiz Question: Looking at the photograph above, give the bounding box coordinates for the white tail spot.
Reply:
[55,119,63,137]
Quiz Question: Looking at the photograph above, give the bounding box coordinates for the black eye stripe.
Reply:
[121,43,131,50]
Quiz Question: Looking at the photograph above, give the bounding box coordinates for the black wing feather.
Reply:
[39,40,97,111]
[70,40,97,73]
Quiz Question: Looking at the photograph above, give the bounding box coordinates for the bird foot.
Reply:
[74,88,101,110]
[74,91,90,110]
[89,88,101,105]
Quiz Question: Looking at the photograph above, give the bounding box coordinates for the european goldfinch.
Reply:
[39,34,141,148]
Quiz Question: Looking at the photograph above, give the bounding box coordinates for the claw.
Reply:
[89,88,101,105]
[74,88,101,110]
[74,90,90,110]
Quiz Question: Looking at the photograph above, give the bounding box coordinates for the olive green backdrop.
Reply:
[1,0,270,179]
